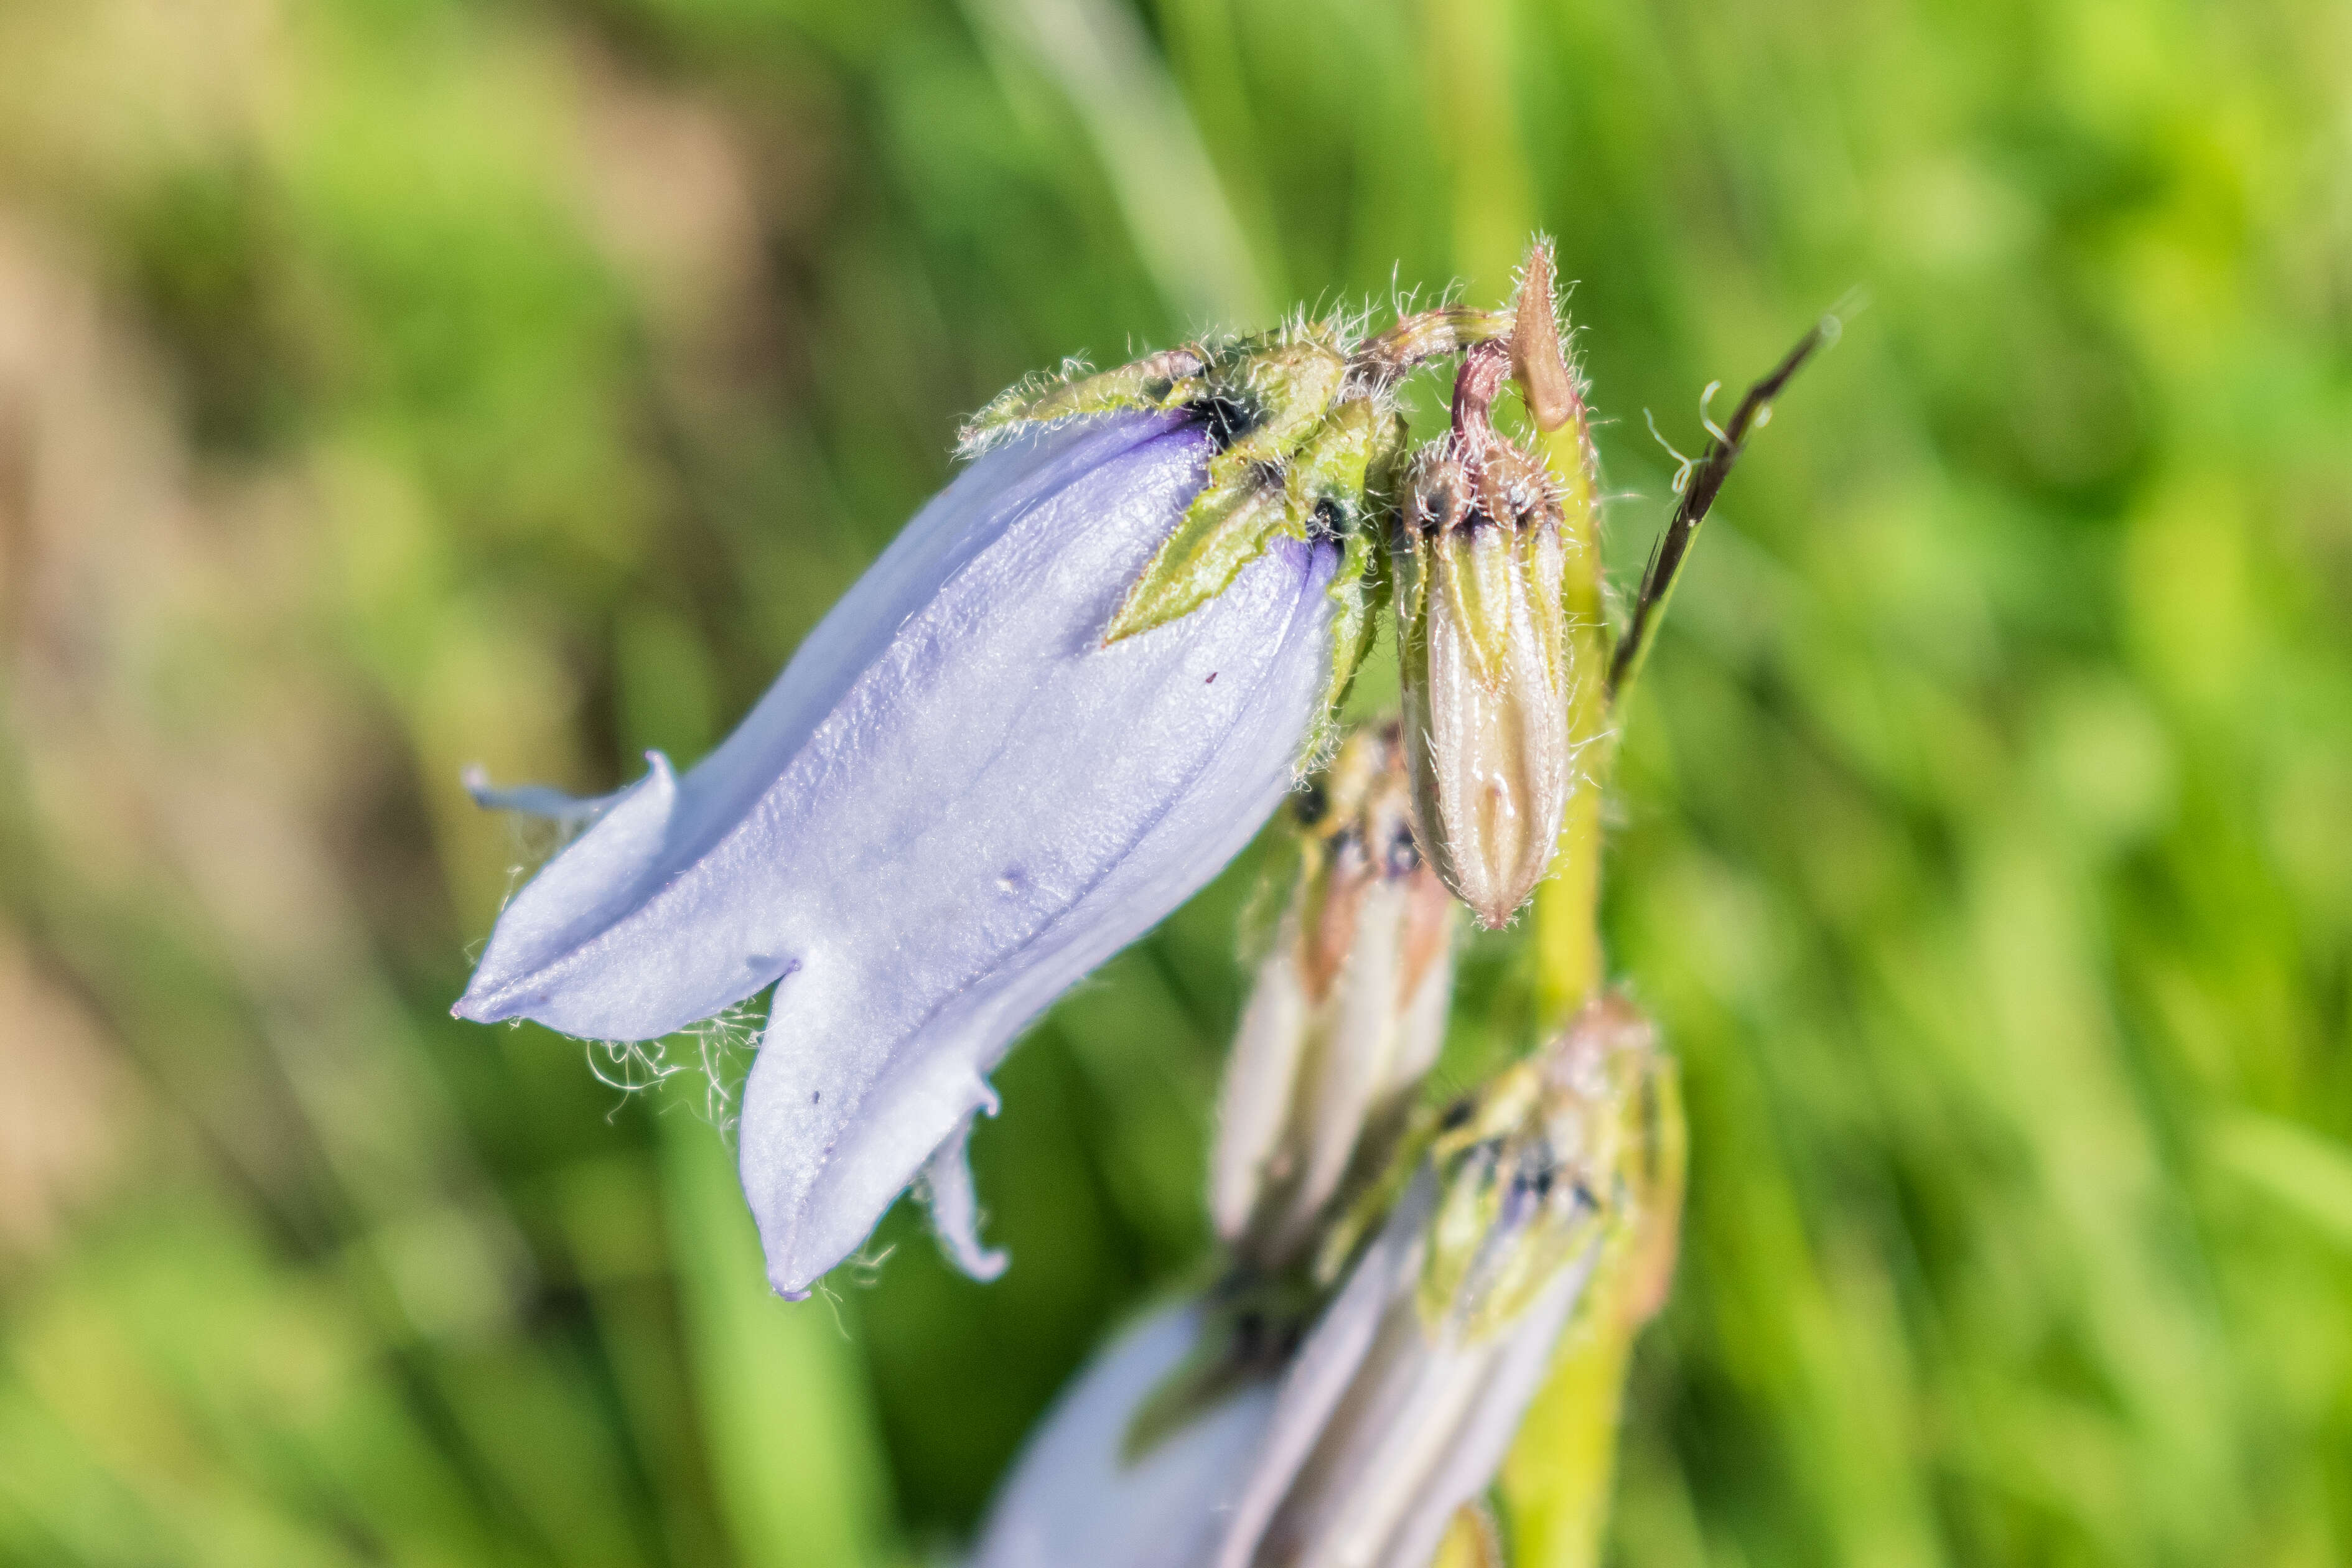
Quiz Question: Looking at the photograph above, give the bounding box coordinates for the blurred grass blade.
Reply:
[659,1103,899,1567]
[966,0,1270,329]
[2211,1113,2352,1251]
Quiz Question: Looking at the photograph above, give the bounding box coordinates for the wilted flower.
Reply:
[452,316,1514,1297]
[1211,722,1457,1272]
[972,997,1679,1568]
[1394,338,1580,931]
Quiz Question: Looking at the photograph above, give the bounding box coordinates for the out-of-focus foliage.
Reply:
[0,0,2346,1562]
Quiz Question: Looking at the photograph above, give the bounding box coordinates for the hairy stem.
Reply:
[1607,320,1833,701]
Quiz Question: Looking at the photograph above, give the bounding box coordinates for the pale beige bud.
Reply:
[1211,724,1458,1272]
[1395,343,1575,929]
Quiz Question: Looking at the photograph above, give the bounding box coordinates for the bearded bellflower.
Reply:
[969,997,1681,1568]
[1211,721,1458,1272]
[451,312,1543,1297]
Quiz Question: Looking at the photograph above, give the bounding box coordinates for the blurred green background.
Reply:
[1,0,2347,1562]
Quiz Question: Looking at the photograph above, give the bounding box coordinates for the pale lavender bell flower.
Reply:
[455,324,1422,1297]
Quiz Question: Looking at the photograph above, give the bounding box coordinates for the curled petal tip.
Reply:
[956,1247,1010,1284]
[925,1114,1010,1282]
[460,763,622,825]
[449,977,519,1024]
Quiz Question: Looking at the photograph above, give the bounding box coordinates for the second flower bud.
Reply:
[1395,341,1577,930]
[1212,723,1458,1274]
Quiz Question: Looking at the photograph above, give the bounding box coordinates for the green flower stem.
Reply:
[1500,1286,1638,1568]
[1508,313,1814,1567]
[1500,370,1630,1568]
[1528,411,1613,1036]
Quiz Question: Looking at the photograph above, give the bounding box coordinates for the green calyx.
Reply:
[1413,1010,1660,1343]
[962,343,1213,440]
[1296,397,1408,719]
[1093,333,1349,646]
[965,314,1490,727]
[1419,1099,1613,1342]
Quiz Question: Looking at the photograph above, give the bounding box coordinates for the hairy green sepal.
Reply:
[1102,337,1346,642]
[1299,399,1407,717]
[963,345,1212,442]
[970,325,1413,727]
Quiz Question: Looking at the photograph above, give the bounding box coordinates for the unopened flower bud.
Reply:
[971,1000,1678,1568]
[1394,343,1576,928]
[1495,1000,1686,1568]
[1211,997,1671,1568]
[1211,722,1458,1272]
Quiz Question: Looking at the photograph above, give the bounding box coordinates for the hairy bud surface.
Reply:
[1395,344,1578,928]
[1211,722,1458,1272]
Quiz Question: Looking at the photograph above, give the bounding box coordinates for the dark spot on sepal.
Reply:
[1193,393,1264,452]
[1309,495,1353,541]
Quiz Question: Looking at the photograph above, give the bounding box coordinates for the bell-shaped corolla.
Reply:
[456,326,1419,1298]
